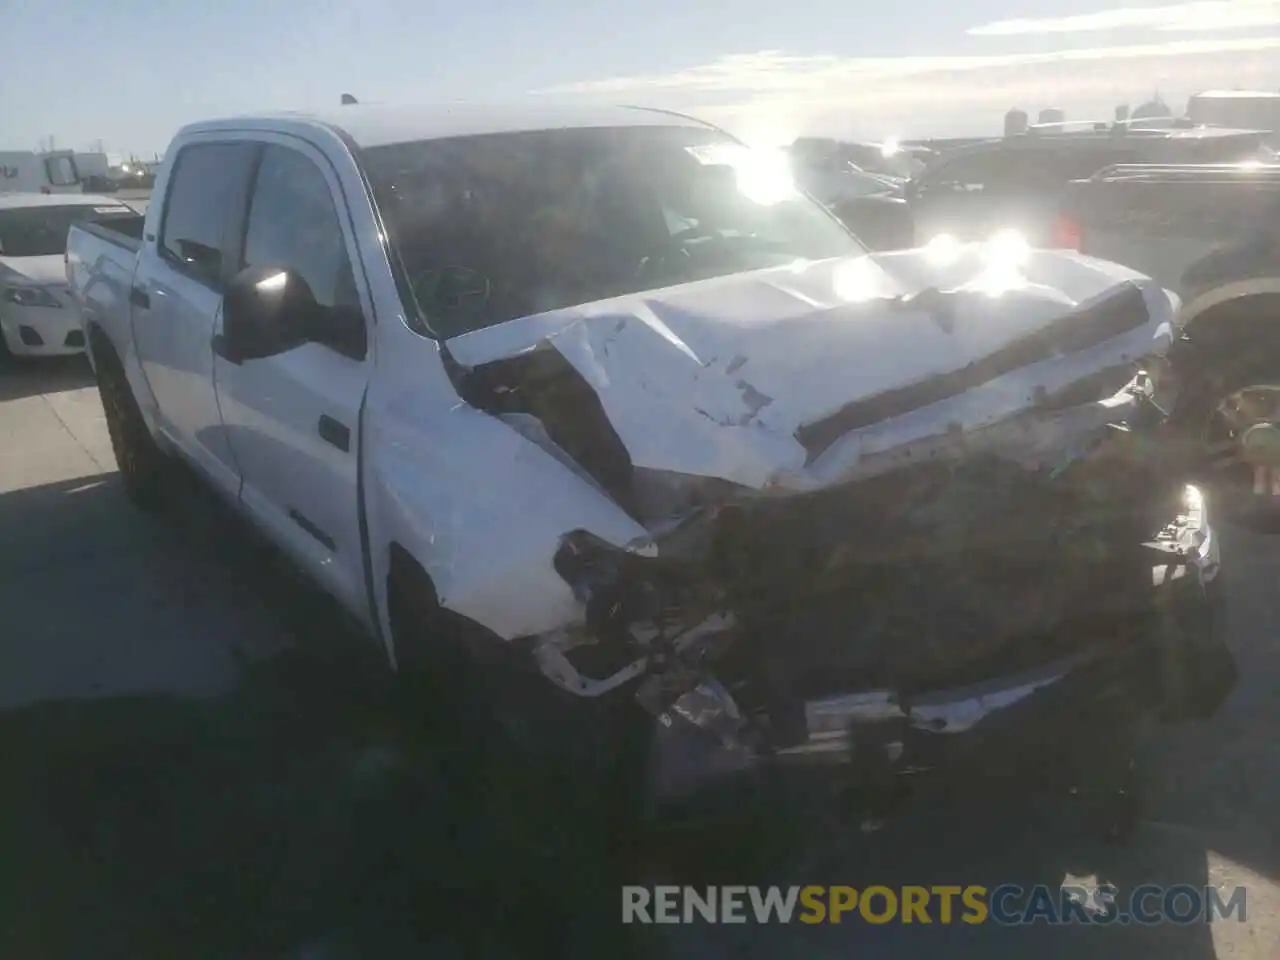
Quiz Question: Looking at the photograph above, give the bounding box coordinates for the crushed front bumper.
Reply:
[644,484,1233,813]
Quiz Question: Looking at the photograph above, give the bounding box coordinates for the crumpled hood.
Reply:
[448,246,1176,490]
[0,255,68,286]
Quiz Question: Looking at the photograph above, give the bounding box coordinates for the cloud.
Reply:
[969,1,1280,37]
[532,37,1280,143]
[538,37,1280,96]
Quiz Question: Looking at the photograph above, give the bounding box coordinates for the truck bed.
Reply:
[1065,163,1280,294]
[73,214,145,253]
[65,216,146,366]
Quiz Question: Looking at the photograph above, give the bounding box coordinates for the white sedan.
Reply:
[0,193,139,360]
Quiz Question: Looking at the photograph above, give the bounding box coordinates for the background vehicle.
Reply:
[0,193,138,360]
[1187,90,1280,145]
[74,152,120,193]
[908,124,1271,248]
[0,150,84,195]
[67,103,1232,830]
[790,136,930,181]
[1063,162,1280,524]
[787,152,915,249]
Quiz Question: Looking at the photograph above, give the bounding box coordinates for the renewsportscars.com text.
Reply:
[621,884,1247,926]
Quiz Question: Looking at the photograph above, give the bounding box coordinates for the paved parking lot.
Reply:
[1,355,1279,958]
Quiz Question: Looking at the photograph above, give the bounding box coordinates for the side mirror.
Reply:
[216,265,306,364]
[216,265,368,364]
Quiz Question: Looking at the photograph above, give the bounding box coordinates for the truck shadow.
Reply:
[0,355,96,404]
[0,470,1272,958]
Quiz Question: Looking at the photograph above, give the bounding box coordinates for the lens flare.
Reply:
[923,233,964,266]
[732,147,798,206]
[986,228,1031,268]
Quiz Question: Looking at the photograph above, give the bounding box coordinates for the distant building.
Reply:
[1131,96,1173,122]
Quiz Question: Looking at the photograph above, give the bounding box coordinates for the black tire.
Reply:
[386,557,654,833]
[94,339,167,509]
[1172,344,1280,531]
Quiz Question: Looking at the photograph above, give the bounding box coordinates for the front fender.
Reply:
[362,397,650,651]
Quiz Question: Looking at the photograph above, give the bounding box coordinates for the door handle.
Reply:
[317,415,350,452]
[288,509,337,551]
[130,285,150,310]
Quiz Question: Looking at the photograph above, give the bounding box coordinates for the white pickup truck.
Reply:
[66,103,1233,825]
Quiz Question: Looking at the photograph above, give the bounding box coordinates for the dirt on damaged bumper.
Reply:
[640,479,1234,821]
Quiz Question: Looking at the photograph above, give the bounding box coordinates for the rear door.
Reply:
[212,138,373,621]
[131,140,258,494]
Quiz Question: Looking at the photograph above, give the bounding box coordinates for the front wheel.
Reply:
[95,342,168,509]
[387,559,655,847]
[1173,347,1280,531]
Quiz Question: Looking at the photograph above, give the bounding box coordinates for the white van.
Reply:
[0,150,83,195]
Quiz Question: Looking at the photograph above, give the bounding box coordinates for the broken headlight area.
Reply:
[533,529,738,700]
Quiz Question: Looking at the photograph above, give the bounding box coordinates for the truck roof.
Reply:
[0,192,131,210]
[179,102,716,150]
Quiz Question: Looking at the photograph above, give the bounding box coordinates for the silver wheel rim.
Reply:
[1203,383,1280,494]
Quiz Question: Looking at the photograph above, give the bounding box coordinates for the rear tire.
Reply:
[94,337,167,509]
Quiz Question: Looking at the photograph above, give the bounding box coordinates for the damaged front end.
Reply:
[442,257,1234,814]
[534,395,1231,810]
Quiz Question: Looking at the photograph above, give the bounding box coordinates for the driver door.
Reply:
[212,138,373,622]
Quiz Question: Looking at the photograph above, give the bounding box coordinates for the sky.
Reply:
[3,0,1280,155]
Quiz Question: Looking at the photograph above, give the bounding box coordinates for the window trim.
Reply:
[229,138,370,362]
[155,140,261,292]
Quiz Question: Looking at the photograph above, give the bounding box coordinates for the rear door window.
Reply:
[158,142,258,288]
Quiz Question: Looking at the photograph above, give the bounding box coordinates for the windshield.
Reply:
[0,204,135,257]
[361,125,865,338]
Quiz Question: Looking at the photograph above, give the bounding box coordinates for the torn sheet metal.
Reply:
[800,662,1078,742]
[448,246,1177,492]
